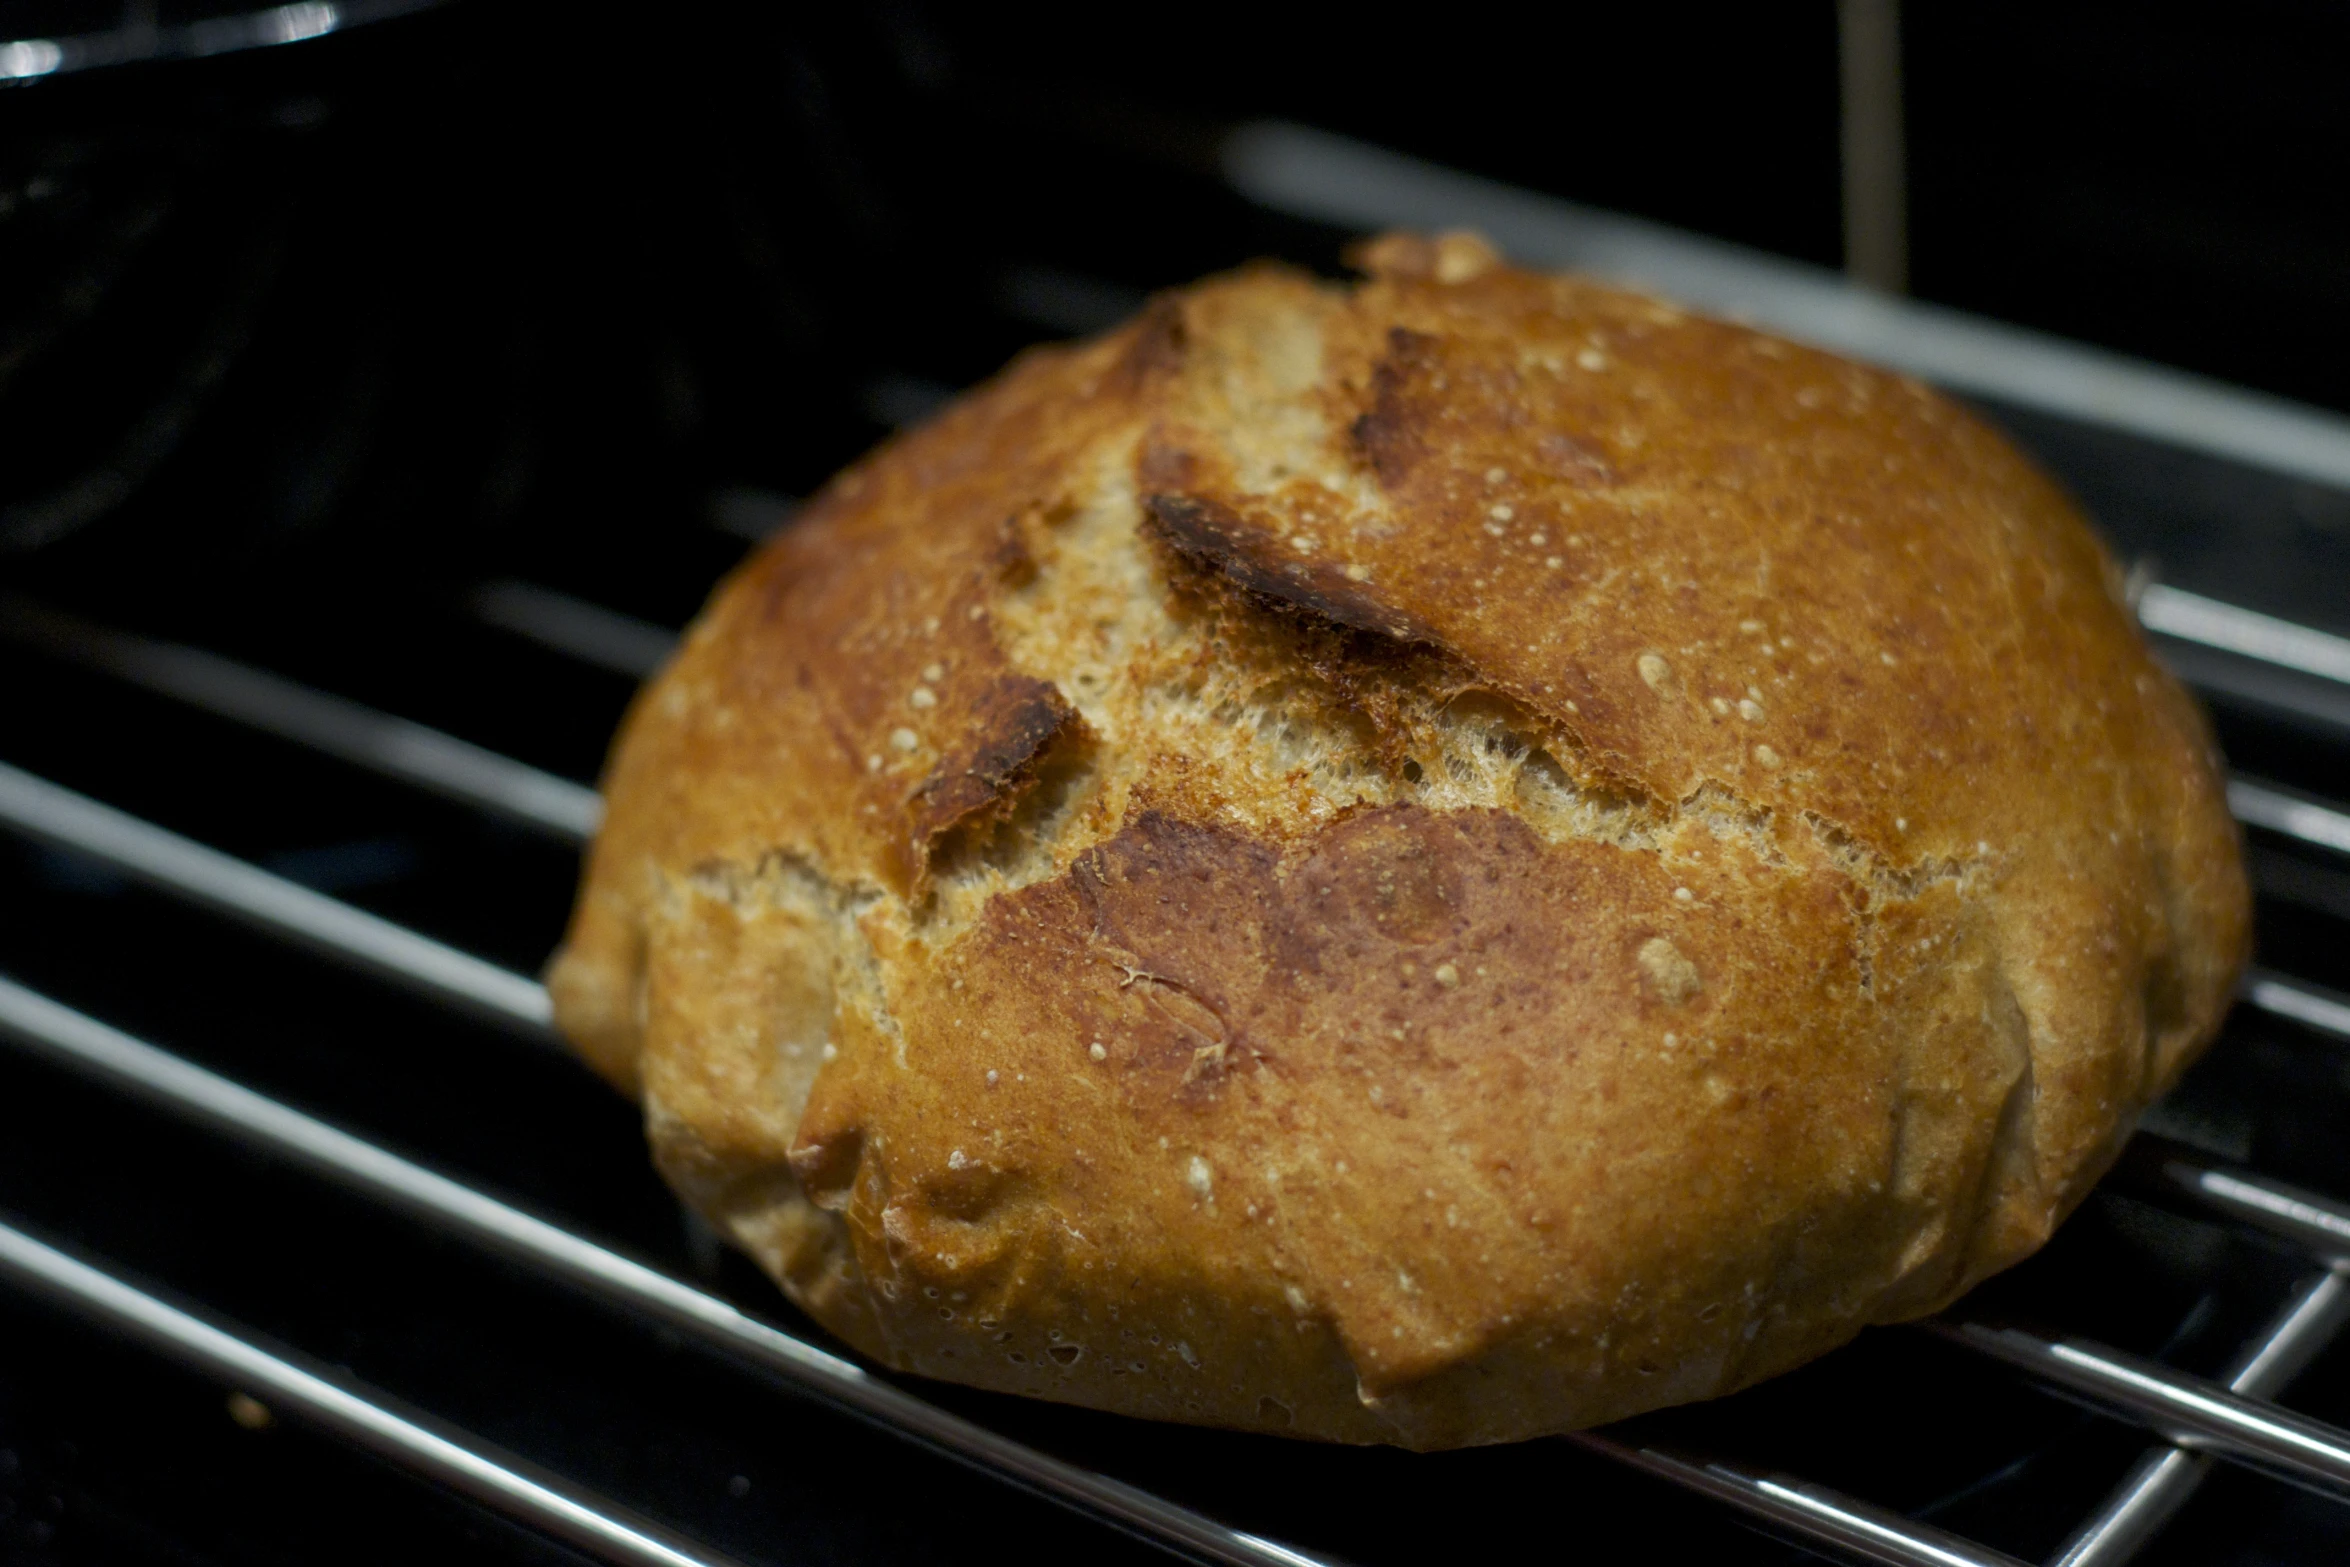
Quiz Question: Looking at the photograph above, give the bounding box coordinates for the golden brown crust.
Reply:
[546,237,2250,1448]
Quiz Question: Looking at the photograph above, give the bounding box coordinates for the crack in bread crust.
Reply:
[547,240,2251,1449]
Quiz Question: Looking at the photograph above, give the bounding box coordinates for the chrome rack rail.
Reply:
[0,595,599,843]
[3,562,2350,1566]
[2047,1264,2350,1567]
[0,976,1336,1567]
[0,1210,743,1567]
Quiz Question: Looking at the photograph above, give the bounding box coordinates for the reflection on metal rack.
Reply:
[470,582,680,683]
[3,584,2350,1564]
[2051,1269,2350,1567]
[0,598,600,842]
[2144,1142,2350,1265]
[0,975,1338,1567]
[2244,972,2350,1043]
[1928,1321,2350,1499]
[0,760,553,1036]
[2138,587,2350,692]
[2230,780,2350,860]
[1568,1432,2030,1567]
[0,1213,741,1567]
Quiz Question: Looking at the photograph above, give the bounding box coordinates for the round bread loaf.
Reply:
[548,232,2248,1448]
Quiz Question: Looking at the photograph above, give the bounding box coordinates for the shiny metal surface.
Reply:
[2153,638,2350,738]
[1,598,599,842]
[2230,778,2350,858]
[2140,586,2350,691]
[0,760,553,1033]
[0,1217,744,1567]
[1934,1321,2350,1499]
[0,0,450,82]
[2242,972,2350,1045]
[471,581,679,680]
[2151,1147,2350,1266]
[0,974,1343,1567]
[1565,1433,2028,1567]
[2052,1269,2350,1567]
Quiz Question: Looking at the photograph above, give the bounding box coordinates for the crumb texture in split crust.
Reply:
[547,230,2250,1449]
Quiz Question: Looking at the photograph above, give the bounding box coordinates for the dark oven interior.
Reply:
[2,6,2350,1566]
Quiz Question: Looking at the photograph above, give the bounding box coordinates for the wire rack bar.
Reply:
[2144,1145,2350,1266]
[470,582,677,680]
[2153,637,2350,739]
[0,0,452,81]
[2229,779,2350,859]
[0,1215,745,1567]
[0,974,1341,1567]
[2138,587,2350,692]
[2242,972,2350,1045]
[0,760,553,1036]
[0,597,600,842]
[1564,1433,2029,1567]
[2053,1266,2350,1567]
[1931,1321,2350,1501]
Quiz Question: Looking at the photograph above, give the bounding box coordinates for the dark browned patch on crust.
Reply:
[1072,812,1277,1096]
[1073,811,1277,974]
[1142,492,1439,645]
[903,674,1085,895]
[1350,326,1438,486]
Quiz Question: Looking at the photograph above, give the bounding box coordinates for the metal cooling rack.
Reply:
[4,128,2350,1567]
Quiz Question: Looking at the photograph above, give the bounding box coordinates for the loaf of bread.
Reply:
[548,232,2248,1448]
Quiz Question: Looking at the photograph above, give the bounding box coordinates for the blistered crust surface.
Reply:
[547,242,2249,1448]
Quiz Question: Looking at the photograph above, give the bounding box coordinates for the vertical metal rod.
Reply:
[2049,1268,2350,1567]
[1838,0,1908,293]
